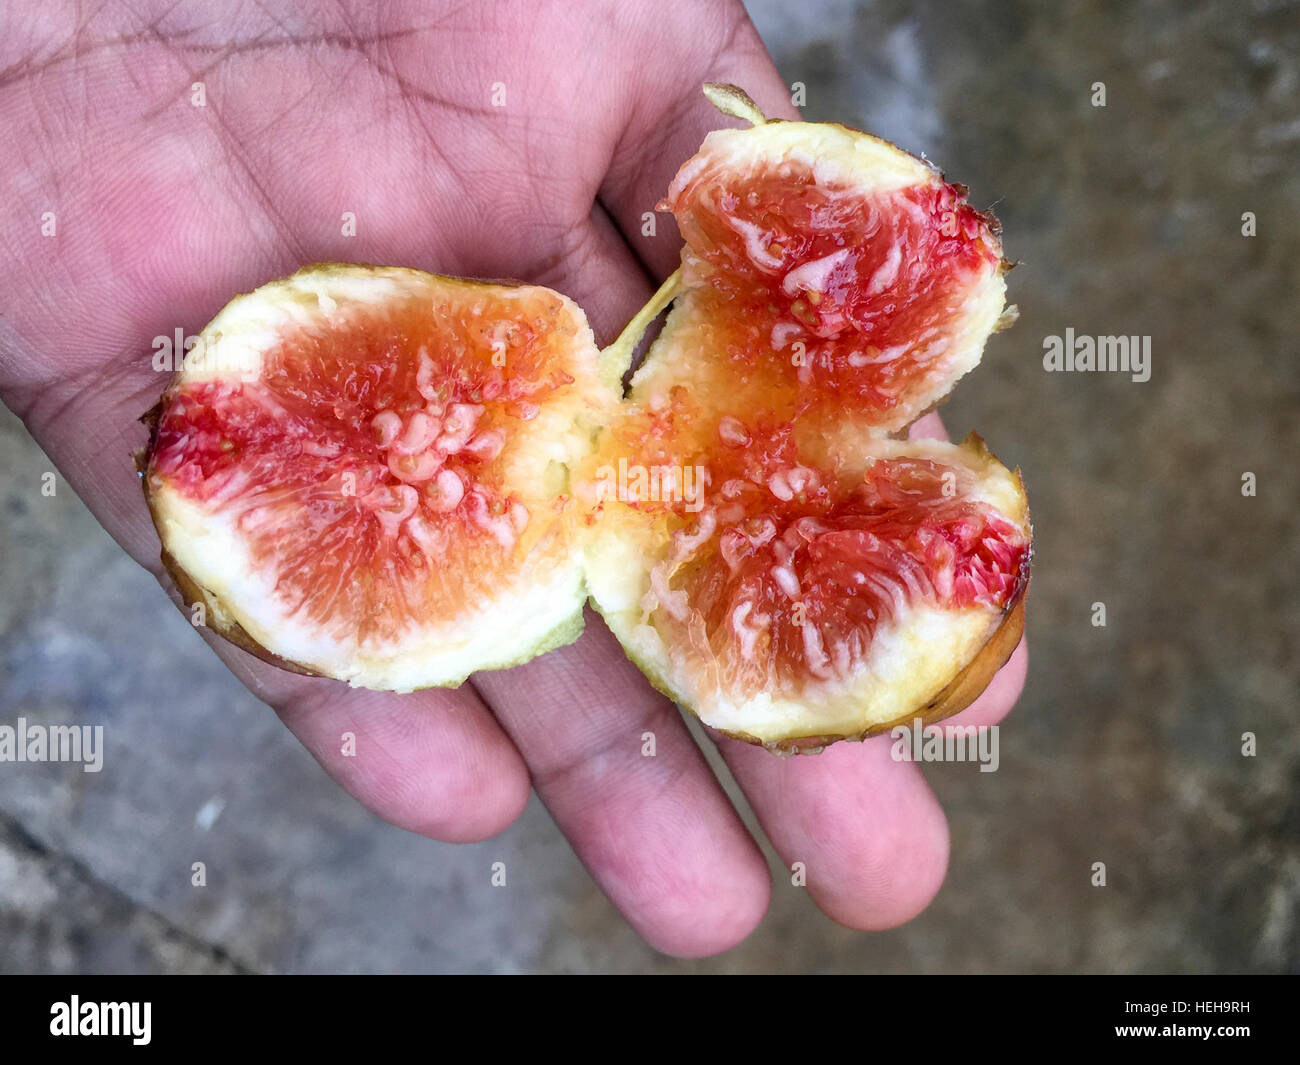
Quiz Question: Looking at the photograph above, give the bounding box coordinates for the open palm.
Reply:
[0,0,1026,955]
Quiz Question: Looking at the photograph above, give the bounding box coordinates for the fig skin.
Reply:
[161,546,319,678]
[156,533,586,681]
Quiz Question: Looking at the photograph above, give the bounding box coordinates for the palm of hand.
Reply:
[0,0,1026,956]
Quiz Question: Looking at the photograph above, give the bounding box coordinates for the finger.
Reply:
[471,613,772,958]
[908,410,951,442]
[595,2,801,281]
[947,636,1028,729]
[178,606,532,845]
[717,732,950,930]
[713,629,1026,929]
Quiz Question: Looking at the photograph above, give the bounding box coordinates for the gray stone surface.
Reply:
[0,0,1296,972]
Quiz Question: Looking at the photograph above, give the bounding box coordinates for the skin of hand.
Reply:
[0,0,1027,957]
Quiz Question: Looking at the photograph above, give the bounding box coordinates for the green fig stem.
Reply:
[599,267,683,388]
[702,83,768,126]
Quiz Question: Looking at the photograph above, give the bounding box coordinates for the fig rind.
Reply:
[153,540,588,688]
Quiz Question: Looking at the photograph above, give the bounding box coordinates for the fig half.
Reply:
[143,265,611,689]
[584,85,1030,750]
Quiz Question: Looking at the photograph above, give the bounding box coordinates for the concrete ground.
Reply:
[1,0,1296,973]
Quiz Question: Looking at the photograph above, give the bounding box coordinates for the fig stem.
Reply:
[702,83,768,126]
[600,267,683,386]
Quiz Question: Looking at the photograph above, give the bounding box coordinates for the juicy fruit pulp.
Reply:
[585,416,1029,747]
[669,168,1000,422]
[143,85,1030,751]
[145,269,605,690]
[151,289,569,643]
[628,432,1029,699]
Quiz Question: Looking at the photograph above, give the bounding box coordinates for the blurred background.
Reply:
[1,0,1296,972]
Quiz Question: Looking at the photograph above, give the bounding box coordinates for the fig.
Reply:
[143,266,612,689]
[141,85,1031,752]
[585,85,1030,751]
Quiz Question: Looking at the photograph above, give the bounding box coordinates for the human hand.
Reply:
[0,0,1027,955]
